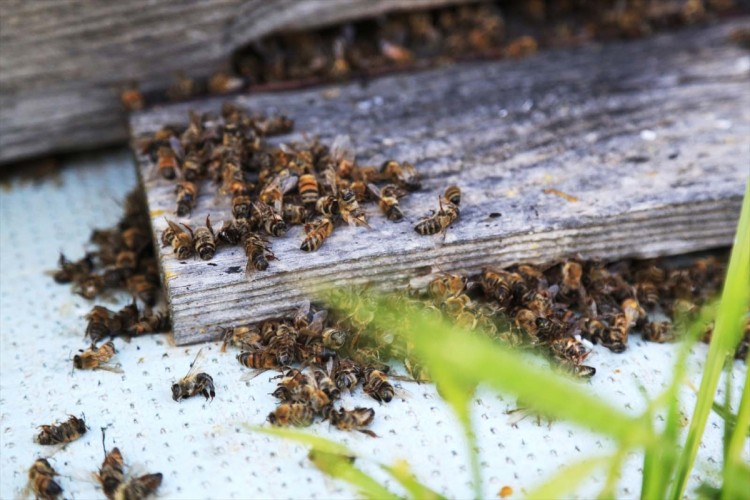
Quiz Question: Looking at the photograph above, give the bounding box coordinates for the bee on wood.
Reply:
[193,215,216,260]
[260,170,298,212]
[175,181,198,217]
[73,341,120,371]
[35,415,87,445]
[315,195,340,218]
[253,202,287,237]
[558,260,584,302]
[27,458,63,500]
[220,324,261,352]
[367,183,404,221]
[230,181,254,220]
[267,324,299,366]
[414,196,459,236]
[237,348,280,370]
[97,446,125,500]
[172,349,216,402]
[267,403,315,427]
[243,232,275,273]
[282,203,308,225]
[381,160,421,191]
[298,173,320,206]
[642,321,674,343]
[115,473,163,500]
[166,71,197,101]
[329,407,377,437]
[181,147,205,182]
[301,217,335,252]
[164,220,194,260]
[217,218,252,246]
[156,146,179,180]
[363,368,395,403]
[129,311,171,336]
[332,358,361,392]
[338,188,369,227]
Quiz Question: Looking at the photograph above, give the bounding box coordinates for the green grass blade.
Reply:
[245,425,399,500]
[380,460,447,500]
[670,181,750,500]
[721,353,750,500]
[525,456,609,499]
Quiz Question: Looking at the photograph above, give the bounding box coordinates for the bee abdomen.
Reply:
[414,217,441,235]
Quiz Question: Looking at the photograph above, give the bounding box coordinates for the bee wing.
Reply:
[330,134,354,163]
[366,183,382,200]
[169,135,184,160]
[322,168,338,196]
[183,348,206,378]
[94,363,124,374]
[165,219,184,236]
[278,174,299,195]
[240,368,270,382]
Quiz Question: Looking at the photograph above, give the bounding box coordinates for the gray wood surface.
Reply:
[0,0,474,165]
[130,21,750,345]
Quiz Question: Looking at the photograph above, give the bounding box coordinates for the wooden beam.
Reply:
[0,0,475,165]
[130,21,750,345]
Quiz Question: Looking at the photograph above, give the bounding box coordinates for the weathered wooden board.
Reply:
[131,21,750,345]
[0,0,476,165]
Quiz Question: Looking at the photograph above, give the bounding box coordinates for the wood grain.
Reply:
[0,0,474,165]
[130,21,750,345]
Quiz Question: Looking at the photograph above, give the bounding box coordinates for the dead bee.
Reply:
[120,84,144,113]
[559,260,584,302]
[171,349,216,402]
[443,185,461,206]
[642,321,674,343]
[260,170,298,212]
[156,146,179,180]
[621,298,646,328]
[267,403,315,427]
[428,273,467,302]
[381,160,421,191]
[254,115,294,136]
[314,369,341,400]
[35,415,87,445]
[301,217,335,252]
[367,183,404,221]
[75,274,106,300]
[53,253,95,284]
[175,180,198,217]
[115,473,163,500]
[129,311,171,336]
[315,195,340,217]
[329,407,377,437]
[27,458,63,500]
[193,215,216,260]
[97,447,125,500]
[363,367,395,403]
[338,188,369,228]
[267,324,299,365]
[332,358,361,392]
[243,232,275,273]
[253,202,287,237]
[237,348,280,369]
[231,181,254,220]
[181,147,205,182]
[272,368,310,402]
[166,71,197,101]
[298,173,320,206]
[220,324,261,352]
[321,328,348,350]
[73,341,119,371]
[414,197,459,236]
[164,220,193,260]
[283,203,308,225]
[126,274,158,307]
[481,268,514,308]
[85,306,116,343]
[208,70,245,95]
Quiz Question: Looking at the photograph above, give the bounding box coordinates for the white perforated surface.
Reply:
[0,149,747,499]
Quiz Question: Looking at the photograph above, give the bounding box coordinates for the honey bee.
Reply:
[208,70,245,95]
[115,473,163,500]
[97,446,124,500]
[329,407,377,437]
[85,306,116,343]
[314,369,341,400]
[272,368,309,401]
[621,298,646,328]
[126,274,158,306]
[73,341,120,371]
[338,188,369,227]
[52,252,95,284]
[427,273,467,302]
[442,293,472,317]
[192,215,216,260]
[332,358,361,392]
[175,181,198,217]
[254,115,294,136]
[559,260,584,302]
[129,311,171,336]
[298,173,320,206]
[381,160,421,191]
[267,403,315,427]
[404,356,430,382]
[220,324,261,352]
[301,217,335,252]
[481,268,514,308]
[443,185,461,206]
[237,348,280,370]
[642,321,674,343]
[181,147,205,182]
[601,315,629,353]
[321,328,348,350]
[260,170,298,212]
[167,71,197,101]
[505,35,538,59]
[315,195,340,217]
[636,281,660,308]
[27,458,63,500]
[75,274,106,300]
[243,232,275,273]
[253,202,287,237]
[514,308,539,338]
[414,197,459,236]
[230,182,253,220]
[283,203,308,225]
[367,183,404,221]
[120,83,144,113]
[172,349,216,402]
[35,415,87,445]
[164,220,193,260]
[268,324,299,365]
[156,146,179,180]
[363,368,394,403]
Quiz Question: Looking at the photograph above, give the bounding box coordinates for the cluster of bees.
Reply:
[52,189,171,373]
[142,103,461,274]
[28,416,161,500]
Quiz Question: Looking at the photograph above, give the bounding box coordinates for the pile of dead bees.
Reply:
[141,104,460,275]
[52,189,170,372]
